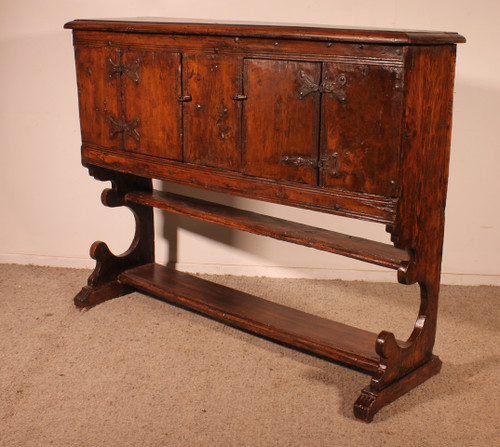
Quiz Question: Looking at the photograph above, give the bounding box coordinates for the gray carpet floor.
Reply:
[1,264,499,446]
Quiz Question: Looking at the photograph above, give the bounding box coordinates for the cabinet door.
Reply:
[74,45,121,150]
[123,50,182,160]
[183,53,242,170]
[321,63,402,196]
[243,59,321,185]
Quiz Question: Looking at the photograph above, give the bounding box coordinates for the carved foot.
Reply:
[74,281,132,309]
[76,239,149,309]
[353,355,442,422]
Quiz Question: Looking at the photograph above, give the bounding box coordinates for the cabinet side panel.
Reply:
[74,45,122,150]
[122,50,182,160]
[394,45,457,282]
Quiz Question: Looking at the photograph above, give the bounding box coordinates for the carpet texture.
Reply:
[0,264,499,446]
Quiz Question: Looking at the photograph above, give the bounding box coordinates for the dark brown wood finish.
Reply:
[119,263,382,372]
[182,53,242,169]
[65,19,464,422]
[122,49,182,159]
[80,144,399,223]
[320,61,403,195]
[125,190,410,269]
[74,45,122,150]
[65,19,465,44]
[243,58,321,184]
[73,166,155,308]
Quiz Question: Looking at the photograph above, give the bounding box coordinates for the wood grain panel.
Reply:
[74,45,121,150]
[122,50,182,160]
[183,53,242,170]
[82,145,398,223]
[243,58,321,185]
[321,62,403,196]
[125,189,409,269]
[119,263,381,372]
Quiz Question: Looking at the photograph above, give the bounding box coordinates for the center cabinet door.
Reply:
[182,53,243,170]
[242,58,322,185]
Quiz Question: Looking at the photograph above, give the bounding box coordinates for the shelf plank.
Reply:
[126,190,409,270]
[119,263,381,372]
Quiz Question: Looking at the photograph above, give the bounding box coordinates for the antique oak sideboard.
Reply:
[64,19,465,422]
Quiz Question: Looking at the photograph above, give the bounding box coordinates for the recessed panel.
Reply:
[243,58,321,185]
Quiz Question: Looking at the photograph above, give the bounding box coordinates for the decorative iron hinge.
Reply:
[108,116,141,142]
[281,153,339,177]
[297,71,347,104]
[106,57,141,83]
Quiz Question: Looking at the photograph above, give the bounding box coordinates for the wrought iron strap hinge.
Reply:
[108,116,141,142]
[297,70,347,103]
[281,153,339,177]
[106,57,141,83]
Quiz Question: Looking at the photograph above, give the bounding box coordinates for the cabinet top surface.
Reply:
[64,18,465,44]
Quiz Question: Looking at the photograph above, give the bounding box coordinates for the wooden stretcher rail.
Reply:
[125,190,410,270]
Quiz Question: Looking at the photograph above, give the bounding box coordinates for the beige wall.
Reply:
[1,0,499,285]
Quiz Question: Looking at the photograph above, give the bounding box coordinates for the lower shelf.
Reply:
[119,263,382,373]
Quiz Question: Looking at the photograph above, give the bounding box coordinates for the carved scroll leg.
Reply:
[353,279,442,422]
[75,201,154,309]
[354,355,442,422]
[75,168,154,309]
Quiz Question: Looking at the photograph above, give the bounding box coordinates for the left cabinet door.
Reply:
[122,49,182,160]
[74,45,122,150]
[74,44,182,160]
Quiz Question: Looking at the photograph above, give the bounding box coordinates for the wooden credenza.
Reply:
[65,19,465,422]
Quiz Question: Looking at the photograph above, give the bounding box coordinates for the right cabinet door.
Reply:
[242,58,322,186]
[320,62,403,197]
